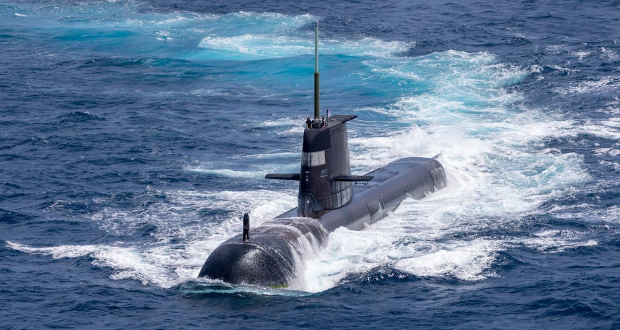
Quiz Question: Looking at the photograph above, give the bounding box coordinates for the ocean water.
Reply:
[1,0,619,328]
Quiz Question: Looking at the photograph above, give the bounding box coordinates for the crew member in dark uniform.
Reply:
[306,117,312,128]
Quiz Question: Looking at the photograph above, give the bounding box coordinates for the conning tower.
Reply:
[298,115,356,215]
[265,21,371,216]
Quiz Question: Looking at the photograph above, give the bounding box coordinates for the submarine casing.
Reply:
[198,116,446,286]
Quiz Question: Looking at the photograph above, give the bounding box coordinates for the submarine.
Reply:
[198,22,447,287]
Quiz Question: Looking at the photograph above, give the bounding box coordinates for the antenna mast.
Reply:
[313,20,320,120]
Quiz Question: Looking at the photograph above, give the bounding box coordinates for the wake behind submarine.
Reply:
[198,22,447,287]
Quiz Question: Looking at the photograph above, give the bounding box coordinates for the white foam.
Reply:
[155,30,172,41]
[7,186,299,289]
[599,160,620,172]
[594,148,620,157]
[240,152,299,160]
[510,230,599,253]
[600,47,619,61]
[185,157,299,179]
[6,241,97,259]
[601,206,620,223]
[574,121,620,140]
[278,125,305,136]
[198,34,408,60]
[301,200,505,292]
[185,167,264,179]
[262,117,300,127]
[572,51,591,61]
[394,239,500,281]
[5,241,178,287]
[296,51,593,291]
[557,76,620,95]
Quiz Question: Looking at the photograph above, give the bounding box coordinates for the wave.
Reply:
[295,50,592,292]
[195,34,408,60]
[2,2,603,294]
[186,167,265,179]
[7,48,595,293]
[2,2,406,61]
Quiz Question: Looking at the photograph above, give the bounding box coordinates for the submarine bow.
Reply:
[199,217,327,287]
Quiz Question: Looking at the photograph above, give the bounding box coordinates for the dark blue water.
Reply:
[2,0,620,328]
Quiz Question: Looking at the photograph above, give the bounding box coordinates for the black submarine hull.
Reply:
[198,157,446,287]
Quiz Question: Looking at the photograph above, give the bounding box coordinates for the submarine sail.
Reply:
[198,21,447,287]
